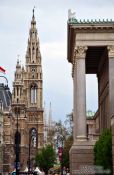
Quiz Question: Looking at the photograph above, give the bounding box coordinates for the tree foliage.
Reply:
[64,113,73,136]
[62,135,73,168]
[47,120,67,145]
[94,129,112,173]
[35,145,56,174]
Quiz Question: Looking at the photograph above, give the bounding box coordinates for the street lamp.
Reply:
[56,134,64,175]
[28,128,37,174]
[14,107,21,175]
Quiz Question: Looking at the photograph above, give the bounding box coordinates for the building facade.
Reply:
[67,10,114,174]
[0,83,11,174]
[3,10,44,173]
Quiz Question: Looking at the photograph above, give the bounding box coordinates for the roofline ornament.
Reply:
[68,9,76,22]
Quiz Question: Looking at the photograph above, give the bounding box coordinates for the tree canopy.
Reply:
[35,145,56,174]
[94,129,112,174]
[62,135,73,168]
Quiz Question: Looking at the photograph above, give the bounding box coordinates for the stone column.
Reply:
[108,45,114,175]
[108,46,114,119]
[70,46,95,175]
[73,46,87,142]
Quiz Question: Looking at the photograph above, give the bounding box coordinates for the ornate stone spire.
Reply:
[25,10,43,109]
[31,8,36,27]
[15,59,21,80]
[26,9,41,67]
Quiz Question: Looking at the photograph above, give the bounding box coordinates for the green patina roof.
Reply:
[86,110,95,119]
[68,17,114,24]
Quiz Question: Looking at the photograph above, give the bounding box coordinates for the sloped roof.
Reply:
[0,83,11,110]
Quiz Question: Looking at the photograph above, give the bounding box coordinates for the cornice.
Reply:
[68,18,114,25]
[68,18,114,31]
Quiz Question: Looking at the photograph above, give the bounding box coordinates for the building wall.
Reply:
[97,49,109,132]
[3,13,44,173]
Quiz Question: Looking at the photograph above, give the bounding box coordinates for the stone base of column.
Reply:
[69,140,95,175]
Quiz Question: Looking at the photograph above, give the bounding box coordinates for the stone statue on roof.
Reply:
[68,9,76,20]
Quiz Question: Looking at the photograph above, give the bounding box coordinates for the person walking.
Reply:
[62,167,66,175]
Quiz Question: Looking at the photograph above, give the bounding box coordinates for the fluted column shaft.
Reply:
[73,46,87,141]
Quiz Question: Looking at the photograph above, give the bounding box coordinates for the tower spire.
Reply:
[32,6,35,18]
[31,7,36,27]
[48,102,52,130]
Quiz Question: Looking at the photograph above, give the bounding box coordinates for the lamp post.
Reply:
[15,107,20,175]
[56,134,64,175]
[28,129,31,175]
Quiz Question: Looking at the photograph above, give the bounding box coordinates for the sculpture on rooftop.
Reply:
[68,9,76,20]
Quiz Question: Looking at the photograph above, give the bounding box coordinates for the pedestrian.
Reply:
[62,167,66,175]
[66,168,70,175]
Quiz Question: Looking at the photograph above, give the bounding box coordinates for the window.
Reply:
[30,84,37,104]
[32,47,35,61]
[30,128,37,147]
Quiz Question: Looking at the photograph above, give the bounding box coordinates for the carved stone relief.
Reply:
[72,46,88,77]
[107,45,114,58]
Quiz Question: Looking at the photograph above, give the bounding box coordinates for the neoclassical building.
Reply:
[67,10,114,175]
[3,11,44,173]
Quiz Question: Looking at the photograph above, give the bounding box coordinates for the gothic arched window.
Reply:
[32,47,35,61]
[30,84,37,104]
[30,128,37,147]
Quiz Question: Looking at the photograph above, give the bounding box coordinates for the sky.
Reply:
[0,0,114,122]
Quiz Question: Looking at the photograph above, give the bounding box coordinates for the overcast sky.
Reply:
[0,0,114,122]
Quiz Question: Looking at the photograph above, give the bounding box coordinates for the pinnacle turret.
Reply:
[31,8,36,29]
[26,9,41,67]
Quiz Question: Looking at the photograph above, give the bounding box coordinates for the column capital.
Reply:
[74,46,88,59]
[107,45,114,58]
[72,46,88,77]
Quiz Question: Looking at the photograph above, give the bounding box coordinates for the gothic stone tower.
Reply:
[11,10,44,170]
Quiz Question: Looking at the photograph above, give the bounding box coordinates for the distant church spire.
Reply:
[44,101,47,126]
[48,102,52,130]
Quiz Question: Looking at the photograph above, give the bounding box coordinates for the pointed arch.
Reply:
[32,47,35,62]
[29,128,37,148]
[30,84,37,104]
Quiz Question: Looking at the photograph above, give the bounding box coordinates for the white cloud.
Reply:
[0,0,114,121]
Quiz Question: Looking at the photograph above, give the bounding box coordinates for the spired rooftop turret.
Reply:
[0,83,11,110]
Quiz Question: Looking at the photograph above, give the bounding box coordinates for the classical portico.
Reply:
[67,14,114,175]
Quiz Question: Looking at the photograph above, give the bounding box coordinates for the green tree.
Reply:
[62,135,73,168]
[94,129,112,174]
[35,145,56,174]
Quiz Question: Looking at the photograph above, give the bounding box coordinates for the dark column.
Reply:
[108,45,114,175]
